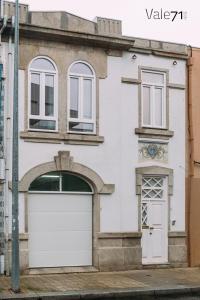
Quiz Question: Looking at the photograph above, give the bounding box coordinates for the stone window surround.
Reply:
[121,66,186,140]
[136,166,173,232]
[121,72,185,140]
[21,49,106,145]
[9,151,115,271]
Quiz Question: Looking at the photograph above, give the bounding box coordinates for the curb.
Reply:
[1,286,200,300]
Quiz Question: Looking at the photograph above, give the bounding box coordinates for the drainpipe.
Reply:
[187,45,193,267]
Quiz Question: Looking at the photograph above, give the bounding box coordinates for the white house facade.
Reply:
[0,2,188,274]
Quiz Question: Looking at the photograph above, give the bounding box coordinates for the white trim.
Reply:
[28,56,58,132]
[28,191,93,195]
[67,60,96,134]
[141,70,166,129]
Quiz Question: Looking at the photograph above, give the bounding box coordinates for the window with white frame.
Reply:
[29,57,58,131]
[68,61,96,134]
[141,70,166,129]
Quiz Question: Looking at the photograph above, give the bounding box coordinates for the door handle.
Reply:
[142,225,149,229]
[149,227,154,230]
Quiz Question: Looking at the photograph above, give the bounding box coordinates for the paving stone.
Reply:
[0,268,200,298]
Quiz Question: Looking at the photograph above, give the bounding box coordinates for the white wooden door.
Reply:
[141,176,168,264]
[28,193,92,268]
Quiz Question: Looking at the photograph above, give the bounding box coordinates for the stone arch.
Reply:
[19,151,114,194]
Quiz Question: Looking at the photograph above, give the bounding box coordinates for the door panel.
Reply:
[141,177,168,264]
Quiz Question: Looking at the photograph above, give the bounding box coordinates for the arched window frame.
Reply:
[67,61,96,134]
[29,171,94,195]
[28,56,58,132]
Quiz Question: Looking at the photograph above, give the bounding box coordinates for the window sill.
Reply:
[135,127,174,139]
[20,131,104,145]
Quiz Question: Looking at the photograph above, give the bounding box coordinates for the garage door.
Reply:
[28,193,92,268]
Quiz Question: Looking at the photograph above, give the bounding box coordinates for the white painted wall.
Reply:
[15,51,186,234]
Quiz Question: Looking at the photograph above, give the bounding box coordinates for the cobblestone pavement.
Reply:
[0,268,200,297]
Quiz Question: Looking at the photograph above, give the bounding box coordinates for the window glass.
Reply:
[62,172,92,192]
[70,62,93,75]
[155,88,163,127]
[29,119,56,130]
[142,86,151,125]
[29,172,92,192]
[69,122,94,132]
[83,79,92,119]
[31,73,40,115]
[142,72,164,85]
[29,172,60,191]
[70,77,79,118]
[45,75,54,116]
[31,58,55,71]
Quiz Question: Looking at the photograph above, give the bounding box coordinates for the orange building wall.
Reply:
[189,48,200,266]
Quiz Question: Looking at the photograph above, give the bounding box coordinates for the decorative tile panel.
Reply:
[139,142,168,162]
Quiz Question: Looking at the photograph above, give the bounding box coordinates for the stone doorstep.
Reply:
[1,286,200,300]
[26,266,99,275]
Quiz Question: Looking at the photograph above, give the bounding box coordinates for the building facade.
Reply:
[0,1,188,274]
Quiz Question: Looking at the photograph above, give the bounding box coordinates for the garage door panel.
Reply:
[29,194,91,212]
[29,212,92,232]
[29,250,92,267]
[28,193,92,268]
[29,231,92,251]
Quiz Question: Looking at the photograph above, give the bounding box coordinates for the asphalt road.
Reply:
[119,297,200,300]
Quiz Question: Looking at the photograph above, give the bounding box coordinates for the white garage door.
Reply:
[28,193,92,268]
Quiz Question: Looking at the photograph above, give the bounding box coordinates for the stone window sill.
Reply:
[20,131,104,145]
[135,127,174,139]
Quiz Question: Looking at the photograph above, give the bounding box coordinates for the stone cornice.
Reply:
[17,23,135,50]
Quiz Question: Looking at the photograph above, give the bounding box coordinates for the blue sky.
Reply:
[20,0,199,47]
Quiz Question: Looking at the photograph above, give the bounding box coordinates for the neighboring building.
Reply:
[0,1,188,274]
[187,47,200,267]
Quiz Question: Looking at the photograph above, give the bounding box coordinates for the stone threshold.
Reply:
[25,266,99,275]
[142,263,170,270]
[98,232,142,239]
[142,263,188,269]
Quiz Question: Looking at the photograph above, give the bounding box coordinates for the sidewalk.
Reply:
[1,267,200,299]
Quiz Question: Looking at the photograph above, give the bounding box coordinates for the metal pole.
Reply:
[0,0,4,19]
[11,0,20,292]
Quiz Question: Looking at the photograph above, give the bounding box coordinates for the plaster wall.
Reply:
[12,51,186,235]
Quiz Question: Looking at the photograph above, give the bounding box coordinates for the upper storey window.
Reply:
[68,61,96,134]
[141,70,166,129]
[29,57,58,131]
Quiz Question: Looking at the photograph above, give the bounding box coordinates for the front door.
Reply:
[141,176,168,264]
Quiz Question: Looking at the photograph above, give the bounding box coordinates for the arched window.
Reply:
[68,61,96,133]
[29,57,58,131]
[29,171,92,193]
